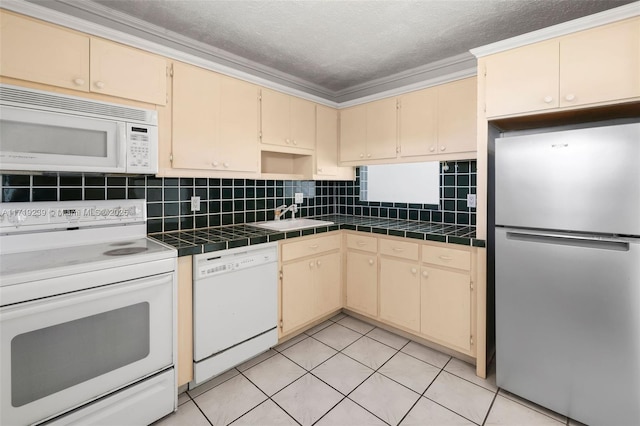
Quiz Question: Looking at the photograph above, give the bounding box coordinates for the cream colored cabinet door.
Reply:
[171,62,220,170]
[339,105,367,162]
[261,89,315,149]
[316,105,339,176]
[0,10,90,91]
[218,76,259,172]
[314,252,342,317]
[345,250,378,317]
[398,86,438,157]
[281,259,315,335]
[90,38,167,105]
[420,267,471,352]
[290,96,316,150]
[379,257,420,332]
[560,18,640,107]
[484,40,559,117]
[438,77,477,154]
[366,97,398,161]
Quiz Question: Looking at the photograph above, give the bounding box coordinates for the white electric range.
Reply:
[0,199,177,426]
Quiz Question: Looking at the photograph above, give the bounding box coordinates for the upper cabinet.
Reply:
[171,61,259,173]
[484,17,640,118]
[261,89,316,150]
[315,105,355,180]
[399,77,477,158]
[90,38,167,105]
[339,97,398,164]
[0,10,90,91]
[0,10,167,105]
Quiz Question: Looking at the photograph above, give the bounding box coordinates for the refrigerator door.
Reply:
[495,122,640,235]
[495,227,640,426]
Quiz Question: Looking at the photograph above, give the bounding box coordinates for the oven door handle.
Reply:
[0,273,172,321]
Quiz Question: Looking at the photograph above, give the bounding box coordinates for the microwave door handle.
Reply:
[117,123,127,168]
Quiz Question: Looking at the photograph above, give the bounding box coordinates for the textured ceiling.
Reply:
[28,0,637,100]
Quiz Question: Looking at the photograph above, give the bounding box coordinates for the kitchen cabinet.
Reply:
[399,77,477,157]
[484,17,640,117]
[280,233,342,335]
[177,256,193,387]
[420,244,472,352]
[339,97,398,163]
[345,234,378,317]
[378,238,420,332]
[261,88,316,150]
[315,105,355,180]
[0,10,90,92]
[0,11,167,105]
[171,61,259,173]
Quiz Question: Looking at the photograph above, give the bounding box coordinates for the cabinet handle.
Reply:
[359,153,364,158]
[212,161,219,167]
[543,95,553,104]
[439,255,453,261]
[367,153,372,158]
[223,162,229,168]
[94,81,105,89]
[564,94,576,102]
[309,244,319,249]
[392,247,404,252]
[368,259,374,265]
[440,146,446,151]
[309,261,315,268]
[293,140,298,145]
[73,78,85,86]
[429,146,435,152]
[422,271,429,277]
[411,268,417,274]
[316,260,321,266]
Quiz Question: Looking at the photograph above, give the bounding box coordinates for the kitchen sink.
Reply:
[250,218,334,231]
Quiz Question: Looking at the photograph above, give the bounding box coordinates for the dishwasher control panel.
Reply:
[195,245,277,279]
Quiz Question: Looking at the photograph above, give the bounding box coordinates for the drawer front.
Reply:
[422,245,471,271]
[379,238,419,261]
[346,233,377,253]
[281,233,341,261]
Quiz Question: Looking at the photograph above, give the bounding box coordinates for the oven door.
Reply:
[0,105,126,173]
[0,272,173,426]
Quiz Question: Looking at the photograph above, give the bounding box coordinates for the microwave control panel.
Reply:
[126,124,158,174]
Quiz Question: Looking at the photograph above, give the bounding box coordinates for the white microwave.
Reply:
[0,84,158,174]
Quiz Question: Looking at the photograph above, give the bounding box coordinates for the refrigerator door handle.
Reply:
[505,231,630,251]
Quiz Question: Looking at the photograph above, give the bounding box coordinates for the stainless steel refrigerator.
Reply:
[495,121,640,426]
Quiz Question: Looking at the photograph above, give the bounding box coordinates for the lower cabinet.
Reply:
[280,233,342,336]
[379,257,420,332]
[345,250,378,317]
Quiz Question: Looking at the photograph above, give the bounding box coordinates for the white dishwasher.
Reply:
[191,242,278,388]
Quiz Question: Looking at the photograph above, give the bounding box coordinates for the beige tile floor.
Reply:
[154,313,586,426]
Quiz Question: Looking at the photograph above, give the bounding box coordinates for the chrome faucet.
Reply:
[275,204,298,220]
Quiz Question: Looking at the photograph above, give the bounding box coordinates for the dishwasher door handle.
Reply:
[506,231,630,251]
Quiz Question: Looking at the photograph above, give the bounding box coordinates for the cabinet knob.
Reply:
[212,161,219,167]
[309,261,315,268]
[411,268,417,274]
[359,153,364,158]
[368,259,374,265]
[223,162,229,168]
[564,94,576,102]
[422,271,429,277]
[316,260,321,266]
[285,138,291,144]
[292,140,298,145]
[94,81,105,89]
[317,167,323,172]
[367,153,371,158]
[543,95,553,104]
[73,78,85,86]
[440,146,446,151]
[429,146,435,152]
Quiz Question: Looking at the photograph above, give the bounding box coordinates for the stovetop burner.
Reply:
[104,247,150,256]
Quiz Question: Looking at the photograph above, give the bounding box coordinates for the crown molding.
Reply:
[471,1,640,58]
